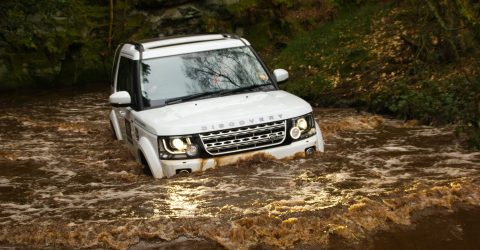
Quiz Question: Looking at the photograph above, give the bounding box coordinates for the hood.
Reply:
[134,90,312,135]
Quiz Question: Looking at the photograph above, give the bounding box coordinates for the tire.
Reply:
[142,162,153,176]
[110,121,118,140]
[139,152,153,176]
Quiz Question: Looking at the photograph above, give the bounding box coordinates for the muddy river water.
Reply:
[0,88,479,249]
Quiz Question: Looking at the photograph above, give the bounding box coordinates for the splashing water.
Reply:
[0,89,479,249]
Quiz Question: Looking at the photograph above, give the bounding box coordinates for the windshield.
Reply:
[140,46,274,107]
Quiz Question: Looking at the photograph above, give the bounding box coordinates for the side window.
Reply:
[117,57,138,109]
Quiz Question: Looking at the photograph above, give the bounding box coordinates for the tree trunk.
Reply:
[108,0,114,49]
[425,0,460,59]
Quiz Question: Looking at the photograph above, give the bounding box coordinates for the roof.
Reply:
[119,34,251,60]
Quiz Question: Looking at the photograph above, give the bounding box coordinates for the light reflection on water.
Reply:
[164,184,205,218]
[0,89,479,249]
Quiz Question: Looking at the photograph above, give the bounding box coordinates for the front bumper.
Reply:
[159,136,321,177]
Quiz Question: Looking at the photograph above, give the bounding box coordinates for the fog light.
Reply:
[290,127,301,139]
[186,144,198,156]
[176,169,192,175]
[160,153,169,159]
[305,147,316,156]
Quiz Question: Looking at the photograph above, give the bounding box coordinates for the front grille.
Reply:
[199,120,287,155]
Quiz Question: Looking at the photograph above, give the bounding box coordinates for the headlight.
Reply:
[159,136,199,158]
[290,127,301,139]
[171,138,187,151]
[297,118,308,131]
[290,113,316,140]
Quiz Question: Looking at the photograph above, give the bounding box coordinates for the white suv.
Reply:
[109,34,324,178]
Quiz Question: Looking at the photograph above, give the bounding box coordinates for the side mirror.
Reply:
[273,69,289,83]
[109,91,131,107]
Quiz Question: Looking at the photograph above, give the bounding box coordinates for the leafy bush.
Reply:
[0,0,109,88]
[269,1,480,148]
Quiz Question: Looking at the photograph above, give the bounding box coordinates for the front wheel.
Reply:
[139,151,153,176]
[110,121,118,140]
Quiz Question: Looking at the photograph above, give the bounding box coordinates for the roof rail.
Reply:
[147,34,227,50]
[127,34,241,51]
[125,41,144,52]
[138,33,239,43]
[221,33,240,39]
[120,34,244,57]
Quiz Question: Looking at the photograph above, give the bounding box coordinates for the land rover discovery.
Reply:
[109,34,324,178]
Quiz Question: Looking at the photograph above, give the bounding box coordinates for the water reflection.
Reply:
[182,46,269,90]
[164,183,206,218]
[140,46,272,107]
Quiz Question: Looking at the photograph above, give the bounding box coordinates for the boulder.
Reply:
[158,4,201,21]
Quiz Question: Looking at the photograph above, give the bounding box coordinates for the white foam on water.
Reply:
[0,203,32,210]
[370,165,408,176]
[384,157,409,168]
[5,213,33,222]
[361,144,433,154]
[0,202,54,222]
[253,167,276,176]
[325,172,352,182]
[436,158,476,165]
[39,164,77,181]
[423,166,477,177]
[290,182,345,208]
[384,146,410,152]
[438,152,480,161]
[4,101,480,249]
[363,172,412,185]
[345,153,385,168]
[409,127,452,137]
[0,177,11,186]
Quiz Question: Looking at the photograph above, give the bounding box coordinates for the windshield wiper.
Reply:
[164,91,220,105]
[164,84,272,105]
[217,83,272,96]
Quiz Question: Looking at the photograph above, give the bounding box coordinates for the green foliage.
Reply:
[395,0,479,66]
[271,3,378,105]
[269,1,480,148]
[327,0,370,7]
[0,0,110,88]
[271,0,295,8]
[226,0,259,14]
[371,77,478,125]
[225,0,288,52]
[283,77,335,106]
[468,129,480,149]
